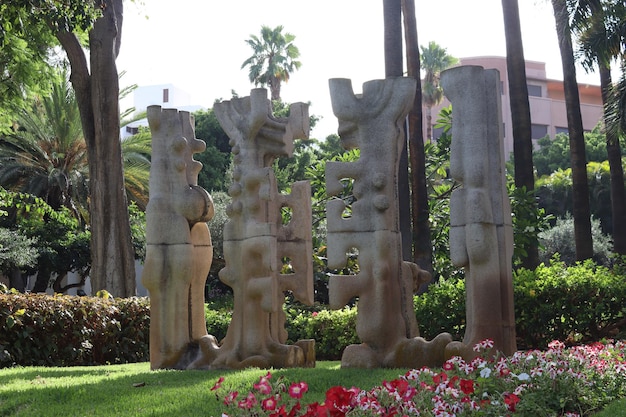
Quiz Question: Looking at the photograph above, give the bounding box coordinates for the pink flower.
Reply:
[223,391,238,405]
[237,392,257,409]
[289,381,308,399]
[312,311,318,317]
[262,396,278,411]
[211,376,225,391]
[254,380,272,395]
[442,361,455,371]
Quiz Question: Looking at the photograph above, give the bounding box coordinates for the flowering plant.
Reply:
[212,339,626,416]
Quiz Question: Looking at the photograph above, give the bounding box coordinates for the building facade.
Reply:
[429,56,603,159]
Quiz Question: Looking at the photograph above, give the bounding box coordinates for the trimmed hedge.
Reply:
[2,259,624,366]
[0,289,149,368]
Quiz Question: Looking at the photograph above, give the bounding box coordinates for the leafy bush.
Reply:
[515,260,626,349]
[204,305,232,342]
[0,287,149,367]
[285,305,359,360]
[414,278,466,341]
[539,214,614,266]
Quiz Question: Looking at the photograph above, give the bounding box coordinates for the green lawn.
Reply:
[0,361,405,417]
[1,361,624,416]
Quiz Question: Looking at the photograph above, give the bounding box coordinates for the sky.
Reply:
[116,0,605,139]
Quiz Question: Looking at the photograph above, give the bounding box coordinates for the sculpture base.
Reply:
[180,336,316,370]
[340,332,453,369]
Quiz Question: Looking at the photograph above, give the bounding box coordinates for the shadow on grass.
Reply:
[0,361,408,417]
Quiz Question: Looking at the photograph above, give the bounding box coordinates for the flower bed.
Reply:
[212,339,626,416]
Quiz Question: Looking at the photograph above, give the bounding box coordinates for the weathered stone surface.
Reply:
[326,77,452,368]
[142,106,214,370]
[188,88,314,369]
[441,65,517,360]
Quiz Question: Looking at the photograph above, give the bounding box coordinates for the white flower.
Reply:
[480,367,492,378]
[514,372,530,381]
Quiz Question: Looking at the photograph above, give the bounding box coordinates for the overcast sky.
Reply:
[116,0,605,138]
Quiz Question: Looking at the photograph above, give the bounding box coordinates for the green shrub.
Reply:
[0,288,149,367]
[204,305,232,342]
[514,259,626,349]
[286,306,359,360]
[414,278,466,341]
[539,214,614,266]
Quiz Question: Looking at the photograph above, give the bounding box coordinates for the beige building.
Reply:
[429,56,604,159]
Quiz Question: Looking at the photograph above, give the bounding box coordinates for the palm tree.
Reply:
[571,0,626,256]
[0,67,151,222]
[501,0,539,269]
[241,25,302,101]
[401,0,432,276]
[420,41,458,141]
[551,0,594,260]
[0,68,89,222]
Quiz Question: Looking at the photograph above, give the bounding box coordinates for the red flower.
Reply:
[223,391,238,405]
[432,371,448,384]
[210,376,224,391]
[460,378,475,395]
[269,404,287,417]
[504,392,520,412]
[325,386,356,413]
[303,402,331,417]
[262,396,278,411]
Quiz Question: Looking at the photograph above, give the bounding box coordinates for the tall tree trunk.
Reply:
[551,0,593,260]
[57,0,136,297]
[599,64,626,255]
[401,0,432,275]
[383,0,412,261]
[502,0,539,269]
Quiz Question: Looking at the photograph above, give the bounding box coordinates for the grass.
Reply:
[0,361,405,417]
[1,361,624,417]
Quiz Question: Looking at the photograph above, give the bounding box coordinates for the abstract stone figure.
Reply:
[326,78,452,368]
[189,88,314,369]
[441,66,517,360]
[142,106,215,369]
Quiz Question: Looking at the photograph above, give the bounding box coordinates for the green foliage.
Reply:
[0,228,38,274]
[193,109,232,193]
[413,278,466,341]
[0,188,91,291]
[514,260,626,349]
[0,292,149,367]
[241,25,302,100]
[285,306,359,360]
[539,214,614,266]
[508,181,554,266]
[426,107,464,281]
[205,191,232,298]
[533,128,625,177]
[128,202,146,262]
[204,305,232,342]
[0,1,99,130]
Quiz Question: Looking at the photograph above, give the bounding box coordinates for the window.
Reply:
[163,88,169,103]
[555,126,569,136]
[126,126,139,135]
[527,84,542,97]
[531,124,548,139]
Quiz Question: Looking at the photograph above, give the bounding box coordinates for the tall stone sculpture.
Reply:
[326,78,452,368]
[441,66,517,359]
[189,88,314,369]
[142,107,214,369]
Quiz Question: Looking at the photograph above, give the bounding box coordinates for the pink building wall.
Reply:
[428,56,603,159]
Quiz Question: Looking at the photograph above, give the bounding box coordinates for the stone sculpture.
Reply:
[142,106,215,370]
[326,77,452,369]
[441,66,517,359]
[188,88,315,369]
